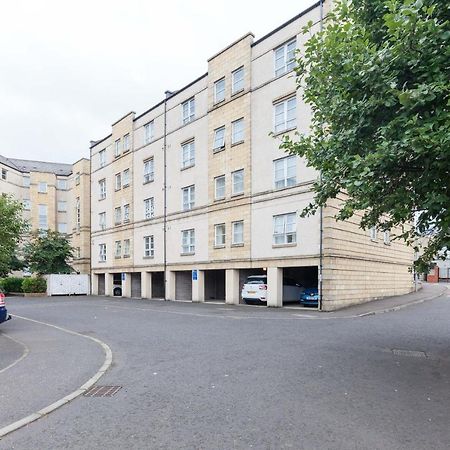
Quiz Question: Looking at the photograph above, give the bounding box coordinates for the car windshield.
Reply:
[245,276,267,284]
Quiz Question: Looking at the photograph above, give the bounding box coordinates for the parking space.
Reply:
[204,270,225,302]
[175,271,192,301]
[130,273,141,298]
[283,266,318,308]
[151,271,165,299]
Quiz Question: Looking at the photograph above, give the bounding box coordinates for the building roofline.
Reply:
[90,134,112,150]
[252,1,321,47]
[207,32,255,62]
[111,111,135,127]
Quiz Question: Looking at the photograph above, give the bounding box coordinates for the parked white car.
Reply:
[241,275,304,304]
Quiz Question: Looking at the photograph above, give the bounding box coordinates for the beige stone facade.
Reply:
[89,1,414,309]
[0,155,91,274]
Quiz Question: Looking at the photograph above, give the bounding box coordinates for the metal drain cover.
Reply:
[84,385,122,397]
[392,349,427,358]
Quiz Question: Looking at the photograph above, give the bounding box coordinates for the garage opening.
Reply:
[151,271,165,299]
[131,273,141,298]
[112,273,122,296]
[97,274,105,296]
[204,270,225,302]
[282,266,319,308]
[239,268,267,305]
[175,271,192,301]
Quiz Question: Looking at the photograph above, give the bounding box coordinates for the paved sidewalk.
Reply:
[329,282,449,317]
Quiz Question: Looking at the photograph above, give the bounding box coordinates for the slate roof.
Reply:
[0,155,72,176]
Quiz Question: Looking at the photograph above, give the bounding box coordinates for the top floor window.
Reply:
[232,67,244,94]
[38,182,47,193]
[182,97,195,125]
[1,168,7,180]
[214,78,225,103]
[114,139,121,157]
[57,179,67,190]
[274,38,296,77]
[123,134,130,152]
[143,158,154,183]
[274,97,296,133]
[181,140,195,169]
[23,176,30,187]
[144,121,154,144]
[99,149,106,168]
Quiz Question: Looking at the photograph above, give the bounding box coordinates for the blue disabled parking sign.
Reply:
[121,272,126,281]
[192,270,198,281]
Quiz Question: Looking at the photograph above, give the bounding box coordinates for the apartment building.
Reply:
[0,155,91,274]
[90,1,414,310]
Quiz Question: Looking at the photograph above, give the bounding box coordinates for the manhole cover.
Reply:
[84,385,122,397]
[392,349,427,358]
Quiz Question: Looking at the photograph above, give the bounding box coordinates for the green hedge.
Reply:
[0,277,24,293]
[22,277,47,294]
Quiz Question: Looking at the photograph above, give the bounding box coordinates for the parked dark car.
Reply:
[299,288,319,307]
[0,288,11,324]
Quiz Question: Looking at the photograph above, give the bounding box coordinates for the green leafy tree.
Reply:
[0,195,27,277]
[24,230,74,275]
[281,0,449,271]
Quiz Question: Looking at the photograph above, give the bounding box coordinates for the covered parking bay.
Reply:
[204,270,225,302]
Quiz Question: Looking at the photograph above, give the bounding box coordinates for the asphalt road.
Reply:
[0,289,449,450]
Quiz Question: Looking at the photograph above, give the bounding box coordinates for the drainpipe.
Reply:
[163,90,174,301]
[318,0,324,310]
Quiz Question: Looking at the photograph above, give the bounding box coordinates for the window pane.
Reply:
[232,119,244,144]
[213,127,225,149]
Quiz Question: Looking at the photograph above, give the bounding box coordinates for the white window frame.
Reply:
[181,140,195,169]
[384,230,391,245]
[232,169,244,195]
[23,199,31,210]
[144,197,155,219]
[370,227,378,241]
[38,182,47,193]
[231,118,244,144]
[23,176,30,187]
[99,179,106,199]
[232,221,244,245]
[115,173,121,191]
[274,38,296,77]
[214,78,225,103]
[75,173,80,186]
[123,134,130,152]
[274,156,297,189]
[114,206,122,225]
[99,243,107,262]
[232,67,244,94]
[215,175,226,200]
[122,169,130,187]
[213,126,225,150]
[181,229,195,254]
[214,223,226,247]
[144,121,154,144]
[57,201,67,212]
[57,179,68,190]
[114,240,122,258]
[99,149,106,168]
[99,212,106,230]
[38,204,48,230]
[144,235,154,258]
[273,213,297,245]
[58,223,67,234]
[75,197,80,229]
[274,97,296,133]
[143,158,154,183]
[123,204,130,222]
[182,185,195,211]
[182,97,195,125]
[123,239,131,257]
[1,168,7,180]
[114,139,121,157]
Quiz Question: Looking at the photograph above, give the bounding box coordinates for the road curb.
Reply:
[0,315,113,439]
[357,288,448,317]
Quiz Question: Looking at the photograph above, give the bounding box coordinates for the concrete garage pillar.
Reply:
[225,269,240,305]
[192,270,205,303]
[105,273,113,297]
[141,272,152,299]
[122,273,131,298]
[91,274,99,295]
[267,267,283,307]
[166,270,176,301]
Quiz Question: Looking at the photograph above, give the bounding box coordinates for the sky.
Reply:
[0,0,316,164]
